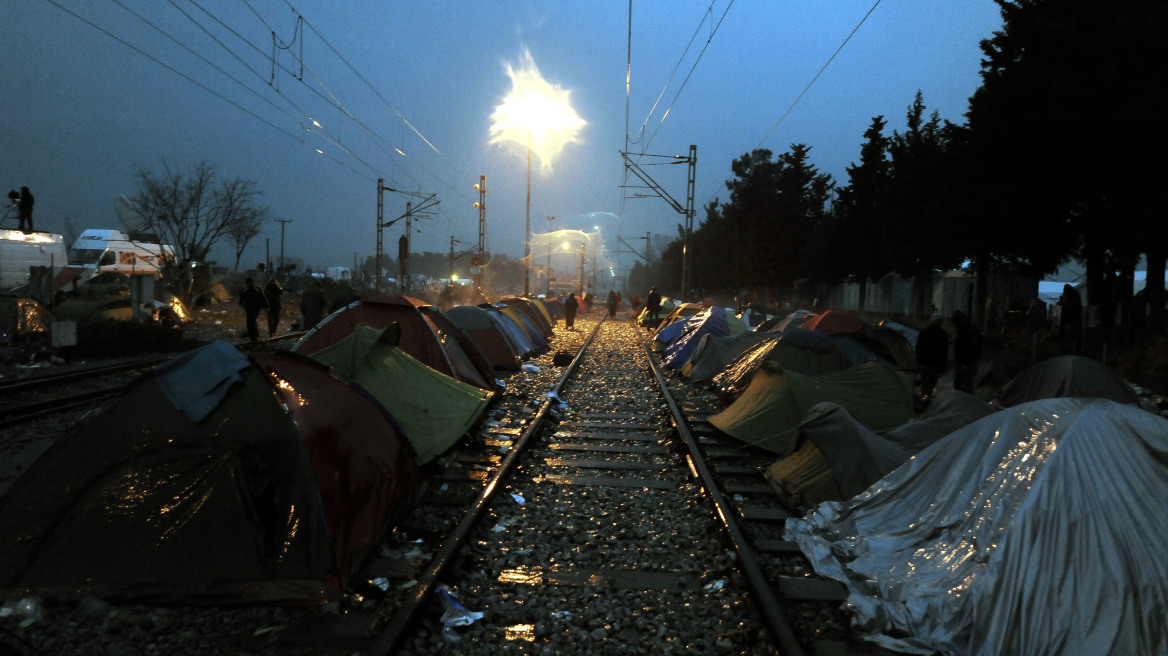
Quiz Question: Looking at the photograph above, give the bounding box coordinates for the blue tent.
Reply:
[663,307,730,369]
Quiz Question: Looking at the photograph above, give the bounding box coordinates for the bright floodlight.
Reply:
[489,50,586,172]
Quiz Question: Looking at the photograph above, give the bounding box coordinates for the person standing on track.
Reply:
[607,290,618,318]
[564,292,579,330]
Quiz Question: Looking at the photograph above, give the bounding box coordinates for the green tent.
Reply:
[709,359,914,456]
[309,323,494,464]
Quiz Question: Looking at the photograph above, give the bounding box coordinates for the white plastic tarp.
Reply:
[785,398,1168,656]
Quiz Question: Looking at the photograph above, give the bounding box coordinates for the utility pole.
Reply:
[376,178,438,295]
[621,145,696,298]
[578,242,586,296]
[450,235,458,286]
[524,136,532,297]
[275,218,292,277]
[473,176,486,293]
[546,216,555,296]
[402,202,412,294]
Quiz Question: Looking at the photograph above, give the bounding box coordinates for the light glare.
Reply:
[489,50,585,172]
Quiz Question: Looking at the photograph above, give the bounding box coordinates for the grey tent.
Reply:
[993,354,1137,406]
[766,390,997,509]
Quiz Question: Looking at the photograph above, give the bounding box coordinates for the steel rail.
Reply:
[637,325,805,656]
[369,317,606,655]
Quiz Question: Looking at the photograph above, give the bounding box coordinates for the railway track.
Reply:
[337,316,884,654]
[1,314,895,655]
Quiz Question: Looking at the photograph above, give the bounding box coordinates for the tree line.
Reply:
[633,0,1165,330]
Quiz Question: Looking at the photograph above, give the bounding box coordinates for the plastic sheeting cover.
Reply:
[785,398,1168,656]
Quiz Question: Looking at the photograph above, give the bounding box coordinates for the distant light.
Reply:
[312,119,322,128]
[315,148,324,155]
[562,241,570,249]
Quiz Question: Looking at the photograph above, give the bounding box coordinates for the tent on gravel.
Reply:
[992,354,1137,407]
[0,341,423,603]
[445,304,522,371]
[484,303,538,358]
[495,302,548,353]
[680,331,776,385]
[661,307,747,369]
[500,297,554,338]
[293,295,497,391]
[712,327,854,401]
[765,390,996,510]
[709,360,914,455]
[786,397,1168,656]
[541,297,565,321]
[308,323,494,464]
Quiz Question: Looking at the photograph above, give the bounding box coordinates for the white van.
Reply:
[68,229,175,278]
[0,229,68,290]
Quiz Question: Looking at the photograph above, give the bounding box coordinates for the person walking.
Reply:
[645,286,662,326]
[564,292,579,330]
[915,313,948,402]
[264,277,284,337]
[17,187,34,233]
[238,277,269,344]
[301,279,327,330]
[606,290,618,318]
[951,311,982,394]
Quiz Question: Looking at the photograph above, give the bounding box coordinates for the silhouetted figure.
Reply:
[17,187,34,232]
[238,276,269,343]
[951,311,982,394]
[645,286,662,326]
[1058,283,1082,352]
[564,292,579,330]
[301,279,326,329]
[264,277,284,336]
[915,313,948,401]
[328,280,360,314]
[607,290,618,318]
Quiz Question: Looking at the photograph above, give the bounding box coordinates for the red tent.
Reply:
[293,295,496,390]
[0,342,423,602]
[445,304,522,371]
[801,309,866,336]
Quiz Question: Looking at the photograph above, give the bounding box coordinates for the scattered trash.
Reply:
[435,584,483,645]
[491,518,511,532]
[551,610,572,621]
[370,577,390,592]
[398,579,418,590]
[521,363,540,373]
[704,580,725,591]
[511,493,525,505]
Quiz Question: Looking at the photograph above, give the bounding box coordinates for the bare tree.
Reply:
[226,206,269,273]
[129,160,269,303]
